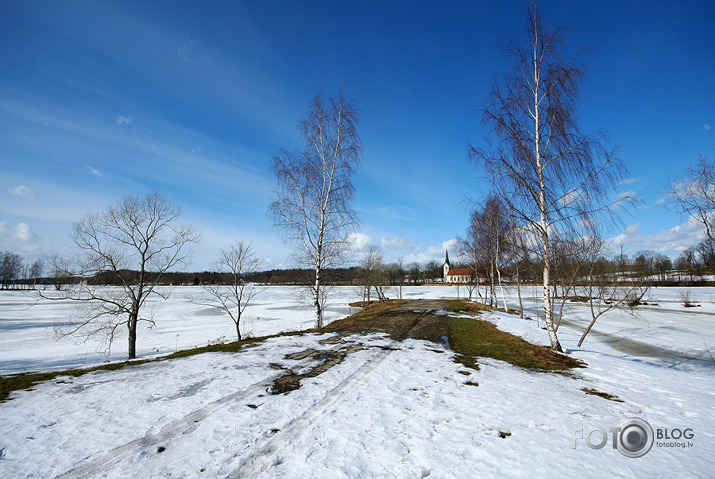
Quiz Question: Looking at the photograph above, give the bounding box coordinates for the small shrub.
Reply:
[680,289,699,308]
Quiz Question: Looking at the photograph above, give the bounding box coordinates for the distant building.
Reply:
[443,250,475,284]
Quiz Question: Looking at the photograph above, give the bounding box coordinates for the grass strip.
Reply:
[0,329,318,402]
[447,307,585,372]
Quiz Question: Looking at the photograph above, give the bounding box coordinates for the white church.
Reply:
[443,250,475,284]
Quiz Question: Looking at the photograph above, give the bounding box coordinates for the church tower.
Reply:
[443,250,451,280]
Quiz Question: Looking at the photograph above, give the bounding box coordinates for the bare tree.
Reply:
[460,212,486,301]
[469,4,632,351]
[0,252,23,290]
[29,259,44,288]
[270,91,361,328]
[551,235,595,331]
[358,246,390,305]
[506,226,534,318]
[49,255,75,291]
[666,155,715,240]
[577,236,648,347]
[463,195,511,309]
[395,256,405,300]
[44,192,200,359]
[191,241,263,341]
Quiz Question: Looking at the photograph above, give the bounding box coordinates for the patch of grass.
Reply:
[464,380,479,387]
[447,315,585,372]
[581,387,624,402]
[452,299,520,316]
[454,353,481,371]
[344,299,409,315]
[0,329,316,402]
[447,300,468,313]
[324,300,412,336]
[0,360,152,403]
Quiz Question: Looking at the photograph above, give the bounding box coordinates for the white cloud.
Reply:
[14,223,37,243]
[0,221,40,248]
[8,185,34,200]
[85,164,103,178]
[610,217,706,257]
[115,115,133,126]
[381,236,411,251]
[401,239,458,265]
[177,36,194,63]
[618,177,638,186]
[426,238,459,257]
[346,232,375,253]
[704,124,711,131]
[654,196,667,205]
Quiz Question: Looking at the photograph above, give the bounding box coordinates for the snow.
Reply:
[1,285,714,477]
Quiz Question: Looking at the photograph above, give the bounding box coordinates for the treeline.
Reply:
[0,251,44,289]
[3,247,715,291]
[0,251,450,288]
[98,260,446,286]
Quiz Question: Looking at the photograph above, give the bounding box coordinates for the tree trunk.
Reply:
[235,320,242,341]
[128,312,138,359]
[494,237,508,312]
[516,265,524,319]
[542,251,563,352]
[314,266,322,328]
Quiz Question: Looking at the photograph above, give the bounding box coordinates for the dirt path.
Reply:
[228,301,450,478]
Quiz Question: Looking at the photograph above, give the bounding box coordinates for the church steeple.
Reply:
[443,250,451,281]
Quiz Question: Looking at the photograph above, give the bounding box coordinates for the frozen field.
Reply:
[0,285,460,375]
[0,285,714,477]
[4,284,713,375]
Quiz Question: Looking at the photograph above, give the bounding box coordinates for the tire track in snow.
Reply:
[227,307,443,478]
[57,305,445,478]
[54,346,350,479]
[226,343,396,478]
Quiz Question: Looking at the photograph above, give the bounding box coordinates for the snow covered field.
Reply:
[0,285,458,375]
[1,285,714,477]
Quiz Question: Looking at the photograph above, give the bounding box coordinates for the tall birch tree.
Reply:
[470,4,631,351]
[270,91,361,328]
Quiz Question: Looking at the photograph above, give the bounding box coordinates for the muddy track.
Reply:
[227,303,448,478]
[56,301,449,479]
[55,343,361,479]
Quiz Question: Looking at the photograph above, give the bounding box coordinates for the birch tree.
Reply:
[270,91,361,328]
[46,192,200,359]
[470,4,631,351]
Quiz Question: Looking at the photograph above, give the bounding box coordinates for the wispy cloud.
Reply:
[381,236,411,251]
[177,36,194,63]
[610,217,706,257]
[619,177,638,186]
[704,124,711,131]
[116,115,133,126]
[0,221,39,246]
[347,232,375,253]
[85,164,103,178]
[401,238,458,265]
[8,185,34,200]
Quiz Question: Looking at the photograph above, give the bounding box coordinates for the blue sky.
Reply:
[1,0,714,270]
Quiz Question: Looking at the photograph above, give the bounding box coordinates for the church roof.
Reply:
[447,267,473,276]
